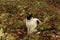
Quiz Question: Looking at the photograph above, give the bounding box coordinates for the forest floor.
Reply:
[0,0,60,40]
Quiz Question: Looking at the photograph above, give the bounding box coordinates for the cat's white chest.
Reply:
[26,19,37,28]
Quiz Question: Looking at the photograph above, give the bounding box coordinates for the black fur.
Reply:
[37,20,39,24]
[27,14,33,20]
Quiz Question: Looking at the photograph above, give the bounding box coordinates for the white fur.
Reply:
[26,17,40,35]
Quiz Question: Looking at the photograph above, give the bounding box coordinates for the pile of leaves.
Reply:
[0,0,60,40]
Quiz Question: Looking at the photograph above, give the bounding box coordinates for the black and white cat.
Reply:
[26,14,40,35]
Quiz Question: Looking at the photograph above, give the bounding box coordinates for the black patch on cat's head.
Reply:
[26,14,33,20]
